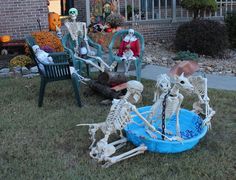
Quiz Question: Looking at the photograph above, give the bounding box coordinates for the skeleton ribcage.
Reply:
[189,76,206,97]
[105,100,131,131]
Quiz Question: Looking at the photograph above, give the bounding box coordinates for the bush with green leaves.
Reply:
[173,51,199,61]
[175,20,228,56]
[225,11,236,48]
[181,0,217,19]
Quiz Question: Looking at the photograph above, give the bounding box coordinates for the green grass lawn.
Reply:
[0,77,235,179]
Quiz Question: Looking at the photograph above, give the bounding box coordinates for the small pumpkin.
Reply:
[0,35,11,42]
[48,12,61,31]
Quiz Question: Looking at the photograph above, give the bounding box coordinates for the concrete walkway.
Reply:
[129,64,236,91]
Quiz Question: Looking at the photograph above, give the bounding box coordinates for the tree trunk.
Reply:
[87,80,123,99]
[98,72,127,86]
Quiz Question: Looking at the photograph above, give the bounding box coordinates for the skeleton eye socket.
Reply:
[180,81,185,84]
[160,84,163,87]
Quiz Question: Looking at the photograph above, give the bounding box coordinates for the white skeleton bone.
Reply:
[188,76,215,129]
[65,8,116,72]
[77,80,170,167]
[147,73,194,140]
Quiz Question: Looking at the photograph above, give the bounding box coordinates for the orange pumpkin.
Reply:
[0,35,11,42]
[48,12,61,31]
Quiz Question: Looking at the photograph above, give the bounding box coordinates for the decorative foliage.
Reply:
[10,55,33,67]
[225,11,236,48]
[175,20,228,56]
[41,45,55,53]
[181,0,217,19]
[106,13,124,28]
[173,51,199,61]
[25,31,64,54]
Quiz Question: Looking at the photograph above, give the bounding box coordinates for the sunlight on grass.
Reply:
[0,77,235,179]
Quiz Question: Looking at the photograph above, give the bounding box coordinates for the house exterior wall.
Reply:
[0,0,49,39]
[124,22,183,41]
[0,0,184,41]
[74,0,86,22]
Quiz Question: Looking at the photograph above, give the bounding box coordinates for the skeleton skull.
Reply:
[174,72,194,91]
[127,80,143,103]
[69,8,78,21]
[128,29,135,37]
[32,45,40,54]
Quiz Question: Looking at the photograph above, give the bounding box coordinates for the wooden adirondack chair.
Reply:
[108,30,145,81]
[25,36,82,107]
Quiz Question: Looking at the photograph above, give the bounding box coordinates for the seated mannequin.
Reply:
[32,45,53,74]
[117,29,140,75]
[32,45,90,83]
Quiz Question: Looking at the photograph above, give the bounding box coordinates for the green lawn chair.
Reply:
[62,33,103,77]
[108,29,145,81]
[25,36,82,107]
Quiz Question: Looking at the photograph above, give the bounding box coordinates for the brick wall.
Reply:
[74,0,86,22]
[124,21,184,41]
[0,0,49,39]
[0,0,180,41]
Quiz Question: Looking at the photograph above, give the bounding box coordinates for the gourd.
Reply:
[0,35,11,42]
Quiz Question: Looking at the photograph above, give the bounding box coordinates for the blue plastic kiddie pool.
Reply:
[125,106,208,153]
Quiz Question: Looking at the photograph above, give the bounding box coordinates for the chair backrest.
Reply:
[26,36,71,80]
[25,36,44,75]
[108,29,145,58]
[62,33,84,54]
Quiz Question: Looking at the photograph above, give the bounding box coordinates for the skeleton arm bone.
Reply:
[130,104,172,141]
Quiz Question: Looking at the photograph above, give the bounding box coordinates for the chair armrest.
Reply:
[49,52,70,63]
[88,37,102,57]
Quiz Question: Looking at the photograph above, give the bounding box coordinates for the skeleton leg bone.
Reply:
[102,144,147,168]
[79,58,105,72]
[87,55,117,72]
[175,94,183,139]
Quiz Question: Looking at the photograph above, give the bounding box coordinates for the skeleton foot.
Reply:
[169,136,183,142]
[109,61,118,71]
[102,144,147,168]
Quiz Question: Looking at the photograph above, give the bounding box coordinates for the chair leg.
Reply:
[72,74,82,107]
[38,79,46,107]
[86,64,90,77]
[114,63,119,72]
[135,61,142,81]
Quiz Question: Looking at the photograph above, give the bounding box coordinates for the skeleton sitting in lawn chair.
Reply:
[64,8,117,72]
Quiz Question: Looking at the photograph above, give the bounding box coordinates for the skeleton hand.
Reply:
[169,136,183,142]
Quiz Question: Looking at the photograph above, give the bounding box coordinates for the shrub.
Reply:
[10,55,33,67]
[225,11,236,48]
[173,51,199,61]
[106,13,124,28]
[175,20,228,56]
[181,0,217,19]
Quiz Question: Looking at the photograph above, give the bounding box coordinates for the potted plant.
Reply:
[106,13,124,29]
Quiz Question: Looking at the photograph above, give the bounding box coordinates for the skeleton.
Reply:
[121,29,138,76]
[188,76,215,129]
[65,8,117,72]
[76,80,171,167]
[147,73,194,139]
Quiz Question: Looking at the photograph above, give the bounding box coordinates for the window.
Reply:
[48,0,74,15]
